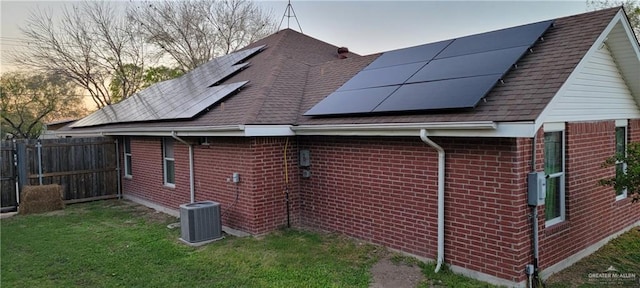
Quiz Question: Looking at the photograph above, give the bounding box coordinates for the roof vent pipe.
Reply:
[420,129,445,273]
[337,47,349,59]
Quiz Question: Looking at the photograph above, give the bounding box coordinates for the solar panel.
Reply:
[338,62,427,91]
[164,81,248,119]
[217,45,265,67]
[181,62,249,88]
[305,19,553,116]
[72,45,265,128]
[72,81,249,127]
[182,45,263,87]
[407,46,528,83]
[435,20,553,59]
[364,39,452,70]
[373,75,500,112]
[304,86,399,116]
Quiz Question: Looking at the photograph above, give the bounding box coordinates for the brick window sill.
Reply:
[545,221,571,235]
[615,197,631,207]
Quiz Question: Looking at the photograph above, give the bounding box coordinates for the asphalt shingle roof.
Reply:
[69,7,621,132]
[298,7,620,125]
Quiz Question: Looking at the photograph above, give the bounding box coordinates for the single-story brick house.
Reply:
[62,7,640,287]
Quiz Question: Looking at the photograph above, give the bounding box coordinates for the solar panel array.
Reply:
[305,20,554,116]
[72,45,266,128]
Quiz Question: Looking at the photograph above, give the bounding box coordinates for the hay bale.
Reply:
[19,184,65,215]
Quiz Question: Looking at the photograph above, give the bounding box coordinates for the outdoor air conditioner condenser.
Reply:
[179,201,223,244]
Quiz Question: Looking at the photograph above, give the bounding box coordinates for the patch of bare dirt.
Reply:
[113,200,177,224]
[370,253,425,288]
[138,207,176,224]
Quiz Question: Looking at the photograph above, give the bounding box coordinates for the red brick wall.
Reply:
[445,137,531,283]
[118,119,640,282]
[538,120,640,271]
[297,136,530,282]
[122,136,297,235]
[249,137,299,234]
[192,137,255,232]
[122,137,190,209]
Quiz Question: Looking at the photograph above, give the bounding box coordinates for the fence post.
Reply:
[12,139,19,205]
[115,138,121,199]
[15,141,28,191]
[36,140,43,185]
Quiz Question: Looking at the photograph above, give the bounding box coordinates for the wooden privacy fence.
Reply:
[1,143,17,211]
[1,137,119,211]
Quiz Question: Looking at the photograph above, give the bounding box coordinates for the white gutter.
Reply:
[293,121,496,134]
[60,122,517,137]
[171,132,195,203]
[58,125,246,137]
[420,129,445,273]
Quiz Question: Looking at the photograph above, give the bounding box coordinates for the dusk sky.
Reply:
[1,0,590,72]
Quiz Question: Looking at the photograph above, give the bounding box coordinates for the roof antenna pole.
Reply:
[278,0,303,33]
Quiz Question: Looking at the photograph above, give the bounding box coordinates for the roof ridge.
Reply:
[556,6,620,21]
[242,47,287,124]
[250,54,303,124]
[292,63,312,124]
[243,28,363,125]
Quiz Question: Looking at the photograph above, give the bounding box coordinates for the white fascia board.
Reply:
[53,131,104,138]
[244,125,295,136]
[432,122,535,138]
[292,121,534,138]
[59,122,536,138]
[57,125,297,137]
[56,125,245,138]
[292,122,496,136]
[534,10,636,132]
[293,121,534,138]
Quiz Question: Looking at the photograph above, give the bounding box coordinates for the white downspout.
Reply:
[420,129,445,273]
[171,132,195,203]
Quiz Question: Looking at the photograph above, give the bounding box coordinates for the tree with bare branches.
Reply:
[0,72,86,139]
[128,0,277,71]
[14,1,277,109]
[15,2,148,109]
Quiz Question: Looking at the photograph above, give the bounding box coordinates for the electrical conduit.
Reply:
[171,132,195,203]
[420,129,445,273]
[530,134,541,285]
[284,138,290,228]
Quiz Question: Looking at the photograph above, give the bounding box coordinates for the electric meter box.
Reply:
[527,172,546,206]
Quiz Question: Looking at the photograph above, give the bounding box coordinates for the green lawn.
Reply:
[0,200,498,287]
[1,200,381,287]
[545,227,640,288]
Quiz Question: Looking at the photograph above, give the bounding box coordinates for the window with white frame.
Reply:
[615,121,627,200]
[124,137,132,177]
[544,129,565,226]
[163,138,175,186]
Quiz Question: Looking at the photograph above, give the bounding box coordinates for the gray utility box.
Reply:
[180,201,222,244]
